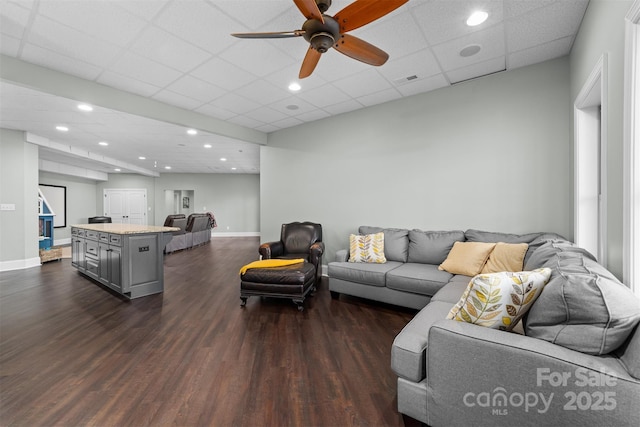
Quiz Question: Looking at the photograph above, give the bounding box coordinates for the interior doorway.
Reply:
[574,55,608,265]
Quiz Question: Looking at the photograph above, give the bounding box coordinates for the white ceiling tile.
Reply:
[395,73,449,97]
[313,48,371,82]
[109,51,182,88]
[37,0,147,47]
[214,1,291,32]
[270,116,304,129]
[164,75,227,104]
[0,1,30,38]
[26,15,122,68]
[412,0,505,45]
[129,26,211,73]
[214,92,261,115]
[255,123,280,133]
[219,39,297,78]
[357,87,402,107]
[263,61,327,92]
[323,99,364,115]
[190,57,257,91]
[268,96,317,116]
[432,24,505,72]
[244,106,289,124]
[194,103,237,121]
[233,79,291,105]
[508,36,574,70]
[96,70,162,98]
[446,56,506,84]
[506,0,588,52]
[297,84,351,108]
[227,114,266,129]
[333,68,393,98]
[154,1,238,55]
[115,0,169,22]
[292,109,331,123]
[377,50,443,82]
[504,0,556,19]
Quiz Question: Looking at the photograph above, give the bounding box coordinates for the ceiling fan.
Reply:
[231,0,409,79]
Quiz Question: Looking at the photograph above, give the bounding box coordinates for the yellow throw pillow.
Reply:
[447,268,552,331]
[481,242,529,273]
[438,241,496,276]
[349,232,386,263]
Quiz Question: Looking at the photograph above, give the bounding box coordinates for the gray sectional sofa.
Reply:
[328,226,640,426]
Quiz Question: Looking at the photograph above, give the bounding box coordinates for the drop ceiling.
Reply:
[0,0,589,176]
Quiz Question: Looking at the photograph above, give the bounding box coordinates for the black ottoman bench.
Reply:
[240,262,316,311]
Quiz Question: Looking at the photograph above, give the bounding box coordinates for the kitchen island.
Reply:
[71,223,178,299]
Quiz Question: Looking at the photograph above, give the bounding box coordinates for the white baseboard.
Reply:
[0,257,41,272]
[211,232,260,238]
[54,237,71,246]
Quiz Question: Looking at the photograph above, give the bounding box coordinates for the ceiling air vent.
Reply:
[393,75,420,86]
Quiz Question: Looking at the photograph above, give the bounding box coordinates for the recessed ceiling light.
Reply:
[204,144,212,148]
[187,129,198,135]
[460,44,482,57]
[77,103,93,112]
[466,11,488,26]
[288,82,301,92]
[56,125,69,132]
[114,168,121,172]
[139,156,146,160]
[286,104,299,110]
[231,167,237,171]
[220,157,227,161]
[165,166,172,170]
[98,141,109,146]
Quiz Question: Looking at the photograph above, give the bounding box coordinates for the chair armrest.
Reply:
[335,249,349,262]
[259,241,283,259]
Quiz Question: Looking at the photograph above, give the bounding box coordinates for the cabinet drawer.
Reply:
[86,241,98,257]
[109,235,122,246]
[86,230,99,240]
[99,233,109,243]
[72,228,85,237]
[86,259,99,276]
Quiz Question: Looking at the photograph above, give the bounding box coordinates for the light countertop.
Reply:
[72,224,179,235]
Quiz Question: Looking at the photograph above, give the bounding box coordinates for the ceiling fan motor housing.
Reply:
[302,16,340,53]
[315,0,332,13]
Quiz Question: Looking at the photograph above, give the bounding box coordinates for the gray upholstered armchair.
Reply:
[259,222,324,280]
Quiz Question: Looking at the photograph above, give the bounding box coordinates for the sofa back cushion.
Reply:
[464,229,542,244]
[407,230,465,264]
[359,226,409,262]
[525,242,640,355]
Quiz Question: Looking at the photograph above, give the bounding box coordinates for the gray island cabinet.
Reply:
[71,224,178,299]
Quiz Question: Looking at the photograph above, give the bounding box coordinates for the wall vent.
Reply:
[393,75,420,86]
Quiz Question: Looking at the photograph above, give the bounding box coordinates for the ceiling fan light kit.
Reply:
[231,0,409,79]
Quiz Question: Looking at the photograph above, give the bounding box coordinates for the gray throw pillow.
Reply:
[525,249,640,355]
[359,226,409,262]
[407,229,465,264]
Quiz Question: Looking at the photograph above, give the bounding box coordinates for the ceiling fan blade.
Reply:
[334,0,408,33]
[232,30,305,39]
[299,46,322,79]
[333,34,388,66]
[293,0,324,23]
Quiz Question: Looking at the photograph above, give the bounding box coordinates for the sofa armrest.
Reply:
[309,241,324,266]
[421,320,640,426]
[259,241,283,259]
[335,249,349,262]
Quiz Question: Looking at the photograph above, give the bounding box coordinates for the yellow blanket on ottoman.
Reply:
[239,258,305,275]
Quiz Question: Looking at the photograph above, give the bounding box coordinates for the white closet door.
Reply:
[104,189,147,225]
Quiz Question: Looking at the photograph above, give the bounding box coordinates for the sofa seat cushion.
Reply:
[431,275,472,304]
[391,301,453,382]
[328,261,403,287]
[386,264,452,297]
[526,242,640,355]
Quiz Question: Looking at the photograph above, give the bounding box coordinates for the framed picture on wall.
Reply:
[39,184,67,228]
[183,197,190,209]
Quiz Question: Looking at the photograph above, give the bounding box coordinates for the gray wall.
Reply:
[38,171,98,243]
[154,173,259,233]
[569,0,632,279]
[0,128,39,267]
[261,58,572,264]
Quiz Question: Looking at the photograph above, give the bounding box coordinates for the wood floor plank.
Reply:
[0,237,420,426]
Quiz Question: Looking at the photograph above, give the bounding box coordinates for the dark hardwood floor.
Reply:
[0,237,420,427]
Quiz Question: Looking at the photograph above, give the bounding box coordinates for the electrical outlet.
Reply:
[1,204,16,211]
